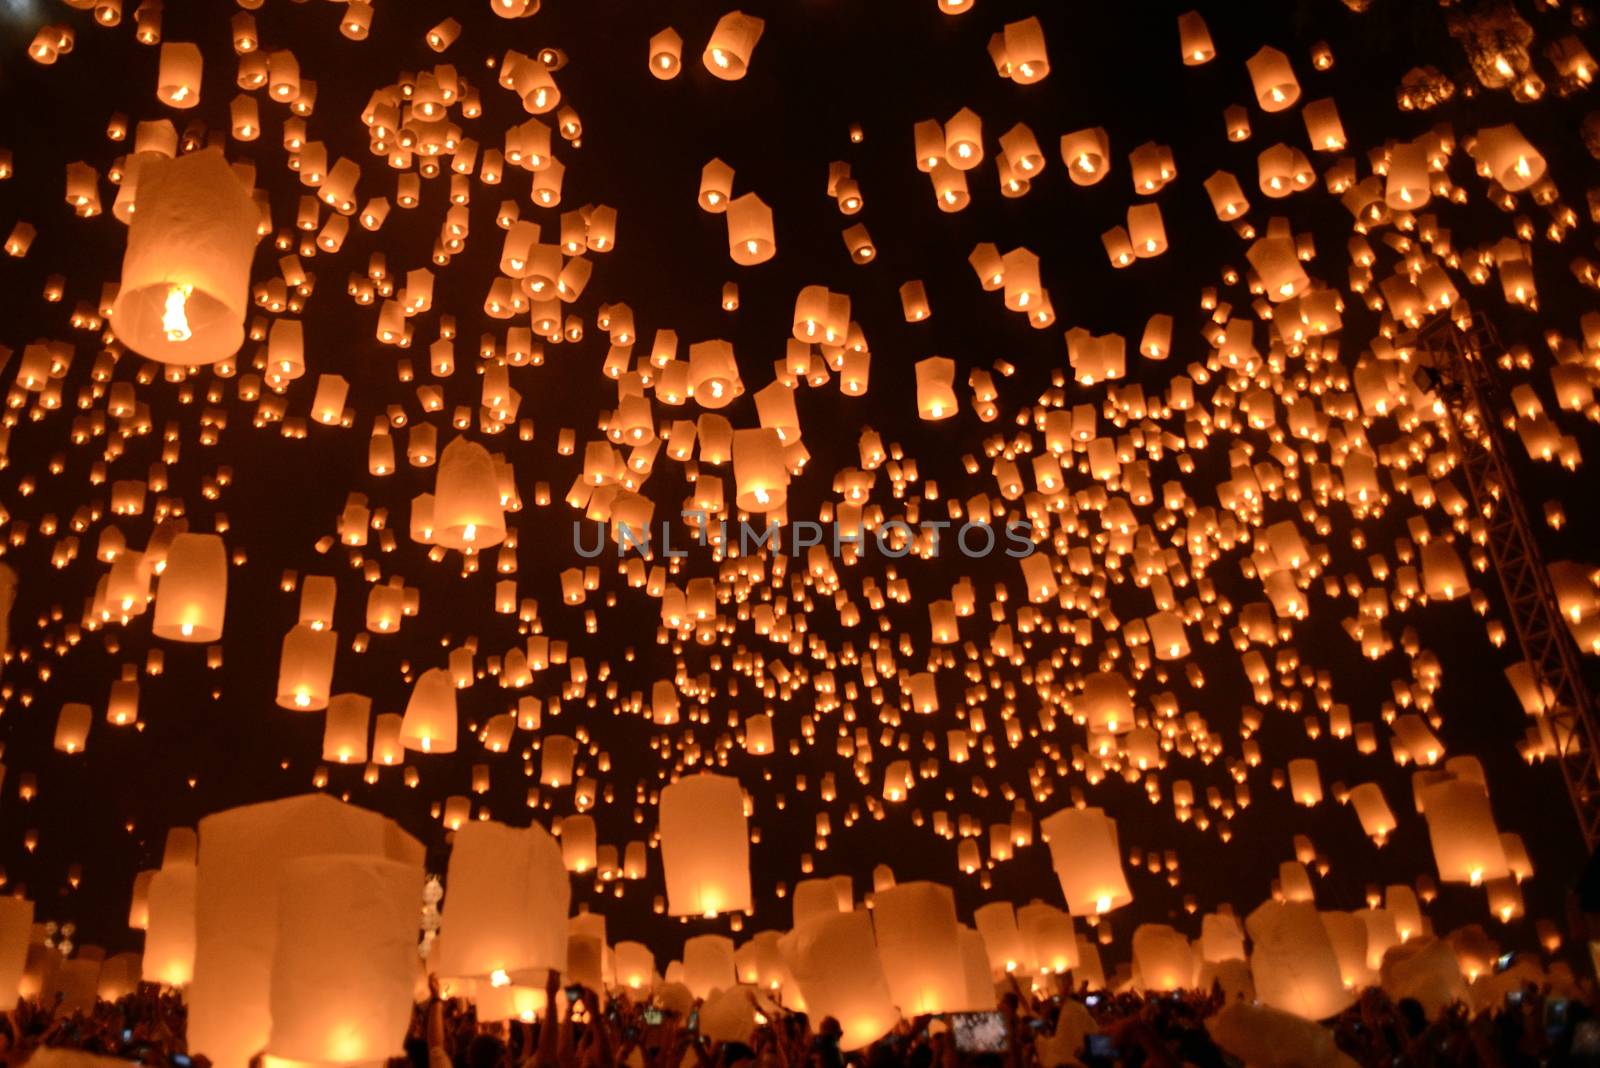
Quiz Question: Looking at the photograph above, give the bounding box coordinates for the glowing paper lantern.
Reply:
[433,821,569,981]
[433,437,507,551]
[276,623,337,711]
[660,772,751,917]
[1246,46,1300,111]
[1245,901,1354,1020]
[0,897,34,1000]
[703,11,764,79]
[143,863,196,986]
[1040,807,1131,916]
[156,42,202,107]
[1133,924,1194,991]
[266,855,421,1065]
[1472,125,1545,191]
[323,694,371,764]
[648,28,683,79]
[872,881,964,1014]
[778,911,897,1051]
[915,356,957,420]
[111,148,259,364]
[1177,11,1214,65]
[1420,779,1509,885]
[973,901,1029,977]
[1016,902,1078,974]
[53,702,91,753]
[400,668,457,753]
[152,533,227,641]
[682,934,737,999]
[187,796,424,1068]
[726,193,775,265]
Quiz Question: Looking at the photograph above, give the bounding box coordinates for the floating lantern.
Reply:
[703,11,764,80]
[660,773,751,917]
[111,149,259,364]
[153,533,227,641]
[434,821,569,980]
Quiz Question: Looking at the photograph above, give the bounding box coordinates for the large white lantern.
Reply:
[433,821,569,982]
[659,773,751,917]
[187,796,423,1068]
[266,855,422,1065]
[111,148,260,365]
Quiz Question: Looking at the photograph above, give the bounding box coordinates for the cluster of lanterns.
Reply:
[0,0,1596,1061]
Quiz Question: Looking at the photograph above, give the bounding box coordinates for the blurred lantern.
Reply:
[153,533,227,641]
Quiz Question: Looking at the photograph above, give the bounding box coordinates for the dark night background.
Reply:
[0,0,1596,973]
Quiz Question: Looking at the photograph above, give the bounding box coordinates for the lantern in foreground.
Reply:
[152,532,227,641]
[1246,901,1353,1020]
[266,855,421,1065]
[434,821,569,981]
[973,901,1029,977]
[0,898,34,1002]
[660,772,751,917]
[143,862,196,986]
[1133,924,1194,991]
[187,796,424,1068]
[872,881,964,1015]
[1040,806,1131,916]
[683,934,737,999]
[111,148,259,364]
[779,911,898,1051]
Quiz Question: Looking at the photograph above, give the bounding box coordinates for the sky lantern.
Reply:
[400,668,458,753]
[1247,901,1355,1020]
[0,898,34,999]
[649,28,683,78]
[1016,902,1078,974]
[432,437,506,551]
[726,194,775,264]
[187,796,424,1068]
[111,149,259,364]
[1041,807,1132,916]
[778,911,897,1051]
[660,772,752,918]
[915,357,957,420]
[1421,779,1510,885]
[1246,46,1300,111]
[156,43,202,108]
[322,694,371,765]
[1133,924,1194,991]
[1001,17,1048,82]
[265,856,422,1065]
[682,934,737,999]
[972,901,1029,977]
[703,11,764,80]
[1177,11,1215,65]
[434,821,569,981]
[152,533,227,641]
[872,881,965,1014]
[53,703,91,754]
[276,624,337,712]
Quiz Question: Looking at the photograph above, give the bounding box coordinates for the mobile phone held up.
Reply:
[948,1012,1008,1054]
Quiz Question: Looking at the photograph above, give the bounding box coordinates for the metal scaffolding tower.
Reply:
[1416,315,1600,850]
